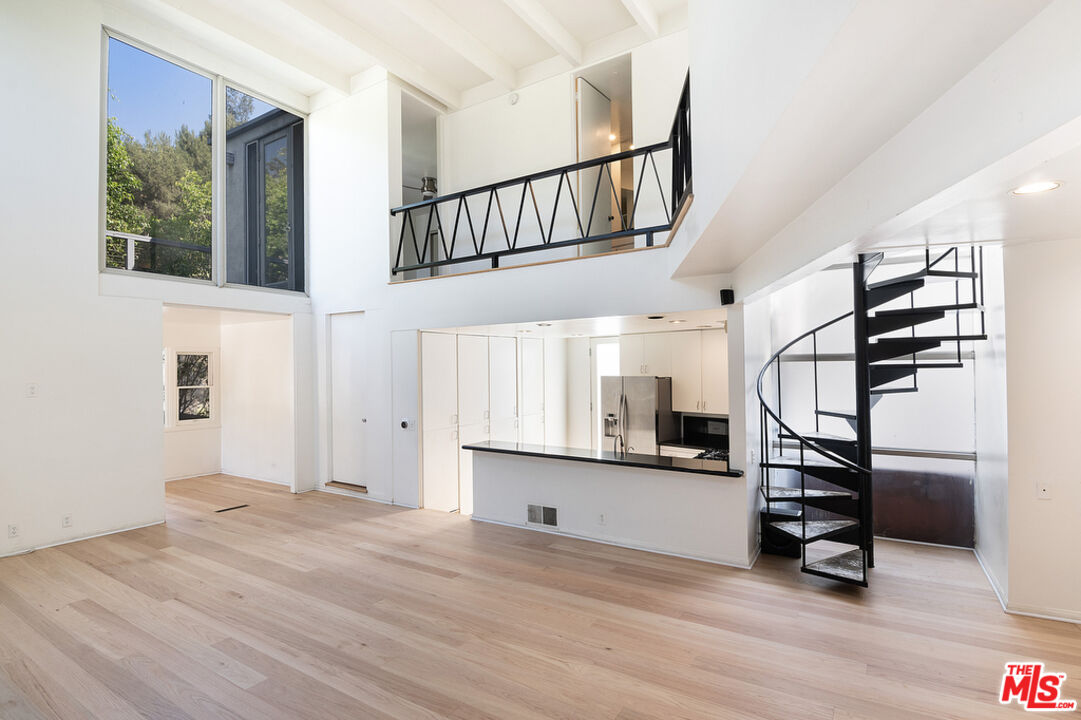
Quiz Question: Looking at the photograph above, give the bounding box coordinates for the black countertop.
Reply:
[462,440,743,478]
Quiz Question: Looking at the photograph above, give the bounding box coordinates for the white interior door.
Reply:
[576,77,612,255]
[330,312,366,486]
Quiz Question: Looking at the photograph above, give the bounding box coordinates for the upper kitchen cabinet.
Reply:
[701,329,728,415]
[670,331,703,413]
[421,332,458,430]
[619,333,671,376]
[619,334,643,376]
[457,335,489,426]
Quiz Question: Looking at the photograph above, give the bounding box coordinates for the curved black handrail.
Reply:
[756,310,870,474]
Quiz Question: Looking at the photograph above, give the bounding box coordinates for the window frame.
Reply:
[99,28,310,296]
[165,348,220,431]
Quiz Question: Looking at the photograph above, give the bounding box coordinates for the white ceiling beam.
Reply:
[141,0,351,94]
[269,0,462,108]
[499,0,582,67]
[618,0,659,38]
[394,0,517,89]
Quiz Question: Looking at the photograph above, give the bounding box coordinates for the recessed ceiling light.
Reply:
[572,333,584,337]
[537,323,552,327]
[669,319,686,324]
[1012,181,1061,195]
[517,329,532,333]
[647,315,664,320]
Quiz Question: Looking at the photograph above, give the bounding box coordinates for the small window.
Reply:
[177,353,212,422]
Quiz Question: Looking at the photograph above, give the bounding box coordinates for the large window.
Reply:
[104,35,305,292]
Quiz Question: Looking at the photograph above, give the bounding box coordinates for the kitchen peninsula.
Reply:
[464,440,756,568]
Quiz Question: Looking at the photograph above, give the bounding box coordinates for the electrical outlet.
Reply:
[62,514,72,528]
[7,525,18,539]
[25,383,39,399]
[1037,481,1052,500]
[598,513,607,526]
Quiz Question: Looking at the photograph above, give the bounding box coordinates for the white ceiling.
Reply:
[865,140,1081,252]
[675,0,1049,278]
[117,0,687,110]
[432,307,727,338]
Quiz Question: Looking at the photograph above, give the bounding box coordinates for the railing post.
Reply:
[852,256,875,569]
[126,236,136,271]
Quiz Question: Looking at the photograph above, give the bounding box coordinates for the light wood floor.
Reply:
[0,475,1077,719]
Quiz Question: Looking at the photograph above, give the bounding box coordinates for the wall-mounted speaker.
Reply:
[720,289,735,306]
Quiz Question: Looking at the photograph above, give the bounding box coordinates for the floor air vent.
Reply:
[527,504,558,527]
[215,504,249,513]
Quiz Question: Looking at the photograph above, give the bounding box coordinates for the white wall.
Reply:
[973,245,1009,604]
[163,307,222,481]
[221,313,295,486]
[0,0,166,555]
[1002,238,1081,621]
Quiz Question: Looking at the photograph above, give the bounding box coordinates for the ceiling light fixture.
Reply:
[669,319,686,324]
[647,315,664,320]
[608,133,617,142]
[537,323,552,327]
[1011,181,1061,195]
[629,144,635,150]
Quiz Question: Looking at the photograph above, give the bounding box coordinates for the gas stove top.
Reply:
[694,448,728,461]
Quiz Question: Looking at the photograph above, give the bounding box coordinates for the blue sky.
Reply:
[107,38,277,140]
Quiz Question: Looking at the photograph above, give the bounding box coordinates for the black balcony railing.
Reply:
[390,73,691,277]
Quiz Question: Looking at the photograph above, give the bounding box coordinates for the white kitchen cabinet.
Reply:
[422,425,459,512]
[490,416,518,443]
[457,335,489,426]
[519,338,545,415]
[490,336,518,423]
[620,333,671,376]
[458,422,489,515]
[659,444,704,459]
[701,329,729,414]
[421,333,458,430]
[670,331,703,413]
[642,333,672,377]
[619,334,644,376]
[521,413,544,445]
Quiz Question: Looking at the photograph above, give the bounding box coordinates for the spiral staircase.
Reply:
[757,247,986,586]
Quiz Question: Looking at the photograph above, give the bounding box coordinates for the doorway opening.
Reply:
[162,305,297,491]
[575,53,633,257]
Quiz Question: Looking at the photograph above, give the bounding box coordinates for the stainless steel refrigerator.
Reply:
[601,376,678,455]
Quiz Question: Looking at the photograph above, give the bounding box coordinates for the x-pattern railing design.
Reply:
[391,73,690,277]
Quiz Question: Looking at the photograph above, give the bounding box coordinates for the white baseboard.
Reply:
[165,471,220,482]
[219,469,291,487]
[0,520,165,559]
[316,485,394,505]
[1004,604,1081,626]
[470,515,756,570]
[973,546,1009,611]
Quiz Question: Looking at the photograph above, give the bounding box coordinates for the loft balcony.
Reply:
[390,74,690,281]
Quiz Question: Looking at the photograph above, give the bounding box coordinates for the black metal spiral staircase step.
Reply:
[866,268,978,291]
[762,486,852,501]
[770,519,859,543]
[802,549,867,586]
